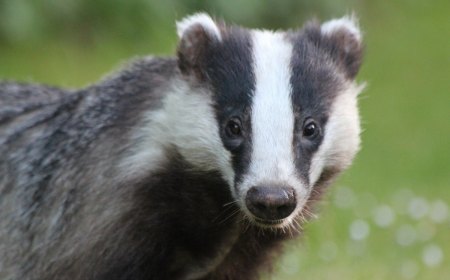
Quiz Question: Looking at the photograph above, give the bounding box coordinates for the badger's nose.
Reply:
[245,186,296,221]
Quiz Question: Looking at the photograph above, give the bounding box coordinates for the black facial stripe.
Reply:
[204,26,255,186]
[289,25,345,185]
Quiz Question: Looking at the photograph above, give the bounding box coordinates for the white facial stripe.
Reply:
[119,80,234,190]
[309,83,363,186]
[243,31,305,195]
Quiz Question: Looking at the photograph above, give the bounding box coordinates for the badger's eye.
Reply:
[226,119,242,137]
[303,119,319,138]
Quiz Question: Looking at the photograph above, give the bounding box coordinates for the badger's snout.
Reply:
[245,186,297,223]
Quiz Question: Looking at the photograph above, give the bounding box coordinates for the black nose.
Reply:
[245,186,297,221]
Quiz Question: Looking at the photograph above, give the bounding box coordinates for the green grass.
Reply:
[1,1,448,279]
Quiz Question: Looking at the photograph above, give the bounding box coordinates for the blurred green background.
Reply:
[0,0,448,279]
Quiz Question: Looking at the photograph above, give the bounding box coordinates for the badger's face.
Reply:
[177,14,363,228]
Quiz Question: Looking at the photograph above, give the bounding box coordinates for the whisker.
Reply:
[292,222,301,235]
[287,224,294,238]
[216,209,241,225]
[298,213,308,226]
[303,208,318,220]
[293,217,304,231]
[212,203,239,223]
[222,200,239,207]
[239,214,252,233]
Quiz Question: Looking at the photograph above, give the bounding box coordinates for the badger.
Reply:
[0,13,364,280]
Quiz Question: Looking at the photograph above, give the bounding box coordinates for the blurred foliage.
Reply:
[0,0,363,86]
[0,0,361,45]
[0,0,449,279]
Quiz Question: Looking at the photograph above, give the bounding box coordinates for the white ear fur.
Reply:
[176,13,222,41]
[321,15,362,41]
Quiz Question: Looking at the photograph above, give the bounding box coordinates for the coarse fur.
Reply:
[0,13,364,280]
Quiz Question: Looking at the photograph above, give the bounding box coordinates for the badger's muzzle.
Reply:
[245,186,296,223]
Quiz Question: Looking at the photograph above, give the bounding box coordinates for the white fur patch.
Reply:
[176,13,222,41]
[309,82,363,186]
[321,15,362,41]
[119,80,234,189]
[239,31,308,221]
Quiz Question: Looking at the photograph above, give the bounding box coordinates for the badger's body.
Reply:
[0,14,364,280]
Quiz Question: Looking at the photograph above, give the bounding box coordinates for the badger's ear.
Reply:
[320,15,363,79]
[176,13,222,79]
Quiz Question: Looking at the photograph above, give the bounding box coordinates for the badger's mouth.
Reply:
[253,217,286,227]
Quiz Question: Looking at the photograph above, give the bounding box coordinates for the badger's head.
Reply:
[176,13,364,229]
